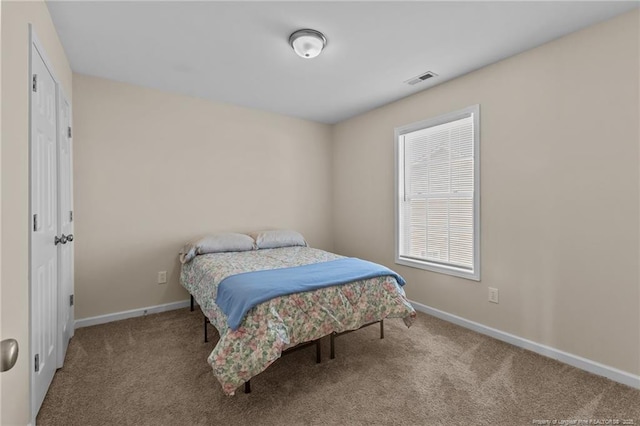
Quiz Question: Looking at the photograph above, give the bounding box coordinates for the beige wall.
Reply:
[72,74,334,320]
[1,1,72,424]
[0,0,3,419]
[1,7,636,423]
[332,10,640,376]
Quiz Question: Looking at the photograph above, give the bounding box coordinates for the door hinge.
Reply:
[33,214,39,232]
[70,294,74,306]
[32,75,38,92]
[68,126,72,138]
[69,210,73,222]
[34,354,39,372]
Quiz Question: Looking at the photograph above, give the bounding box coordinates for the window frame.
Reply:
[394,104,481,281]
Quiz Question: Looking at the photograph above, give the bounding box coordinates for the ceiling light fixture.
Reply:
[289,29,327,59]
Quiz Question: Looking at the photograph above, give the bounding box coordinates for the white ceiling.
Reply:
[47,1,638,124]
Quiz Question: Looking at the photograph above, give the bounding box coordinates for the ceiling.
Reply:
[47,1,638,124]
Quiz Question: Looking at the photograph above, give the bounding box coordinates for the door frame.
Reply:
[29,26,62,423]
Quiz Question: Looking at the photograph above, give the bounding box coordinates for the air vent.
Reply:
[405,71,438,86]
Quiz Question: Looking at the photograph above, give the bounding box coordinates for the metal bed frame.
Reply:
[329,319,384,359]
[191,295,385,393]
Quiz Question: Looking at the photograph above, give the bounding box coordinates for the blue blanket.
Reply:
[216,257,406,330]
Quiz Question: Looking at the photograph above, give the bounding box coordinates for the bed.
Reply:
[179,231,416,395]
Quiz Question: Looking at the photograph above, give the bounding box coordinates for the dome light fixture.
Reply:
[289,29,327,59]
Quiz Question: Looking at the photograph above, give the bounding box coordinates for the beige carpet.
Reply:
[37,309,639,426]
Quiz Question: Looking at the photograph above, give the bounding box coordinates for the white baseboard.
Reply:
[75,300,191,329]
[73,298,639,389]
[410,300,640,390]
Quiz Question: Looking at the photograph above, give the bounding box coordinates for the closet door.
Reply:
[30,40,58,416]
[57,94,74,368]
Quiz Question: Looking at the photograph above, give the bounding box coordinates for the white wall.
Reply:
[332,10,640,376]
[1,1,73,423]
[72,74,334,320]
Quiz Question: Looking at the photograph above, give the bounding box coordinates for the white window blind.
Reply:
[395,105,480,280]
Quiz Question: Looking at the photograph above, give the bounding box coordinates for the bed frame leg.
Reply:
[330,333,335,359]
[204,315,208,343]
[190,295,194,312]
[380,319,384,339]
[244,380,251,394]
[315,339,321,363]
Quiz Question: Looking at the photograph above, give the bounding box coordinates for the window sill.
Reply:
[395,257,480,281]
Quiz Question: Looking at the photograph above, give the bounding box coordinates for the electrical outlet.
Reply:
[488,287,499,304]
[157,271,167,284]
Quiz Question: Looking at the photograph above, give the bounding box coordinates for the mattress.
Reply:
[180,246,416,395]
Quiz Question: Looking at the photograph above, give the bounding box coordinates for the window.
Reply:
[395,105,480,280]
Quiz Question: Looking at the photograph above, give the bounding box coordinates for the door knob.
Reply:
[54,235,67,245]
[65,234,74,242]
[1,339,19,372]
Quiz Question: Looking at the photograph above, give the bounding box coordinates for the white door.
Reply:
[57,94,74,368]
[30,42,58,417]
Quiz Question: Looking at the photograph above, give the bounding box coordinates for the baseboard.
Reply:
[410,300,640,390]
[73,298,639,389]
[75,300,191,329]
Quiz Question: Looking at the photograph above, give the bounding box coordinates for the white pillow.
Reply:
[248,229,308,250]
[179,233,255,263]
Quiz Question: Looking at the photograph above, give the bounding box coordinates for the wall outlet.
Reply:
[157,271,167,284]
[488,287,499,304]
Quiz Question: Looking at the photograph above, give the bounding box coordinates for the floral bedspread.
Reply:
[180,246,416,395]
